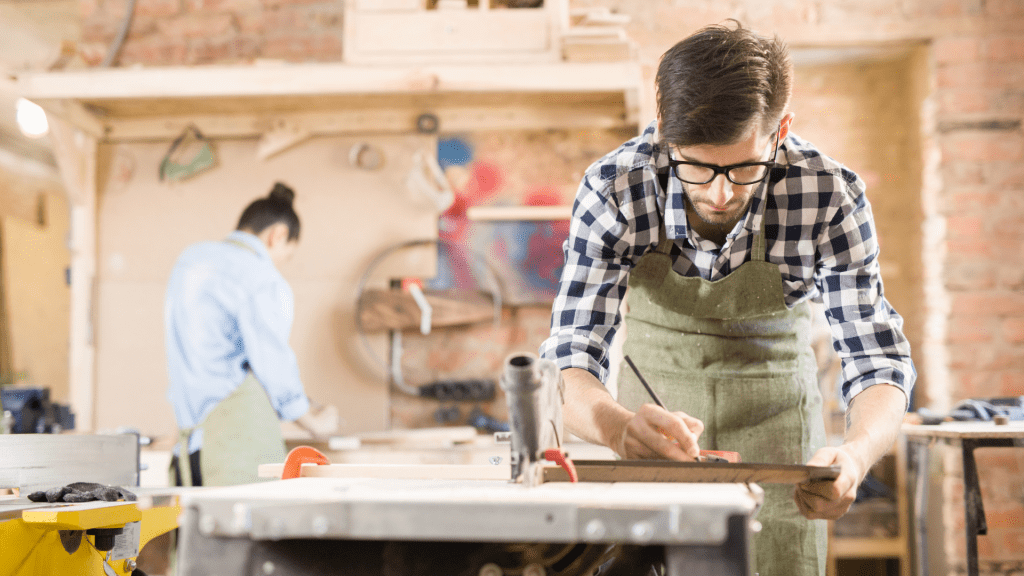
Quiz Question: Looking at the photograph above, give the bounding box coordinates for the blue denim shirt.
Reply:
[165,230,310,453]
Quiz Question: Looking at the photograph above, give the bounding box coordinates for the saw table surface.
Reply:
[179,476,761,546]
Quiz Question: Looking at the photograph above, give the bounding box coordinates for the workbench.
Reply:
[176,476,762,576]
[902,421,1024,576]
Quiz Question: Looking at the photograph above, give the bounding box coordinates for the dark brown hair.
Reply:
[237,182,301,241]
[656,21,792,147]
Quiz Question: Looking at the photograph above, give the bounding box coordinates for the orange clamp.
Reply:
[281,446,331,479]
[543,448,578,483]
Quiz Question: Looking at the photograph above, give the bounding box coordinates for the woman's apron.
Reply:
[617,213,828,576]
[172,238,288,487]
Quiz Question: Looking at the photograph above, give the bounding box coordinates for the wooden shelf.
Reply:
[14,61,643,142]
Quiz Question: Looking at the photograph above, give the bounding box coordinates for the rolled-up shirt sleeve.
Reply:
[236,280,310,421]
[815,171,916,410]
[540,166,658,383]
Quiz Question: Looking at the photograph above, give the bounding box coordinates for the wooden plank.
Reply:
[902,421,1024,439]
[16,62,643,101]
[103,104,631,142]
[466,205,571,221]
[542,460,842,485]
[351,11,550,55]
[0,434,138,491]
[358,288,495,332]
[256,462,509,480]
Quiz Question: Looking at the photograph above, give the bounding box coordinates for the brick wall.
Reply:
[75,0,1024,572]
[79,0,344,65]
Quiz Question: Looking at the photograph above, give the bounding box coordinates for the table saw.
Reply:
[176,475,762,576]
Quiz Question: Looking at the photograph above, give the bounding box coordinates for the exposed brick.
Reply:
[261,0,327,8]
[949,315,997,343]
[116,36,189,66]
[81,19,121,43]
[236,6,303,34]
[974,450,1024,473]
[938,89,993,115]
[155,13,236,39]
[993,215,1024,237]
[987,0,1024,17]
[946,237,996,258]
[948,343,998,371]
[948,190,1002,211]
[261,32,342,62]
[938,62,1024,90]
[984,162,1024,189]
[190,35,261,64]
[132,0,183,18]
[185,0,259,11]
[947,215,985,237]
[945,261,997,290]
[943,161,986,186]
[988,348,1024,371]
[1003,529,1024,556]
[957,370,998,397]
[999,266,1024,290]
[987,35,1024,61]
[934,36,982,65]
[953,293,1024,319]
[1004,318,1024,344]
[80,0,102,21]
[941,134,1024,162]
[1001,371,1024,395]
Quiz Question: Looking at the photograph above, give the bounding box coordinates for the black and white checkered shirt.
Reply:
[539,121,915,406]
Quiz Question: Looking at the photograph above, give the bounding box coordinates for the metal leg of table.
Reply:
[909,438,930,576]
[665,515,752,576]
[961,438,1016,576]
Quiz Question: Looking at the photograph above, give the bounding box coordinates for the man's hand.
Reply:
[295,404,339,439]
[612,403,704,461]
[794,446,864,520]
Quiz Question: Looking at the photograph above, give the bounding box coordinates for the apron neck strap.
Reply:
[751,209,769,262]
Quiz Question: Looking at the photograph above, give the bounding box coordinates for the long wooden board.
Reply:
[543,460,842,485]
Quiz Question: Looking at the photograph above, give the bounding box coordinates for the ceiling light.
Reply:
[16,98,49,139]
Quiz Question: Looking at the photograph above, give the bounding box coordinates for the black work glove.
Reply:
[27,482,137,503]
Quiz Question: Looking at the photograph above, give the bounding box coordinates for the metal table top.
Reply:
[180,477,761,546]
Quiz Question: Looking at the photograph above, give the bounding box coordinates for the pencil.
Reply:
[623,355,666,409]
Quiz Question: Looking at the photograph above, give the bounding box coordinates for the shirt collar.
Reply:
[225,230,270,259]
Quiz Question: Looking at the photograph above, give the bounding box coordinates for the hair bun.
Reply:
[268,182,296,205]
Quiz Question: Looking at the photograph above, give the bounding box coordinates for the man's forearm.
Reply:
[842,384,907,479]
[561,368,633,450]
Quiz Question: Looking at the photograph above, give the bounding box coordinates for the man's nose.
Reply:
[707,173,735,206]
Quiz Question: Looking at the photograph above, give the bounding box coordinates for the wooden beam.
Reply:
[36,100,106,140]
[103,104,631,142]
[16,62,643,101]
[47,116,98,432]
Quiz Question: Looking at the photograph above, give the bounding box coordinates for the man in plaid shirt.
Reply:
[539,22,914,575]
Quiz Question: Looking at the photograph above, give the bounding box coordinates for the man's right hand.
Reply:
[612,403,704,461]
[560,367,704,462]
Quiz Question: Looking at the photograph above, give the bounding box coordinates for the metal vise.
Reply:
[499,352,564,486]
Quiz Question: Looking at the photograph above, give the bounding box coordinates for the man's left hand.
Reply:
[794,446,864,520]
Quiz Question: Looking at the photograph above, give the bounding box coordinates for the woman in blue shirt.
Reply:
[165,182,337,486]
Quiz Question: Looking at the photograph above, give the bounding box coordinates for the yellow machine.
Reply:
[1,498,180,576]
[0,433,180,576]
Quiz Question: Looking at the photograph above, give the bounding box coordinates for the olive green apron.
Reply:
[617,211,828,576]
[172,237,288,487]
[174,371,287,486]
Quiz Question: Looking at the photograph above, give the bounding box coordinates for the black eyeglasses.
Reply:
[667,129,780,186]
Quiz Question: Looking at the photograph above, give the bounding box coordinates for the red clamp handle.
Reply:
[543,448,578,483]
[281,446,331,479]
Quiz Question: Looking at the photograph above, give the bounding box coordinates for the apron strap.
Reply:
[176,428,195,487]
[655,169,673,255]
[751,205,770,262]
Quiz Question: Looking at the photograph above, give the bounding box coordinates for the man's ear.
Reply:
[778,112,795,141]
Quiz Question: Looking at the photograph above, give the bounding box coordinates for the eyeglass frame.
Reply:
[666,128,781,186]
